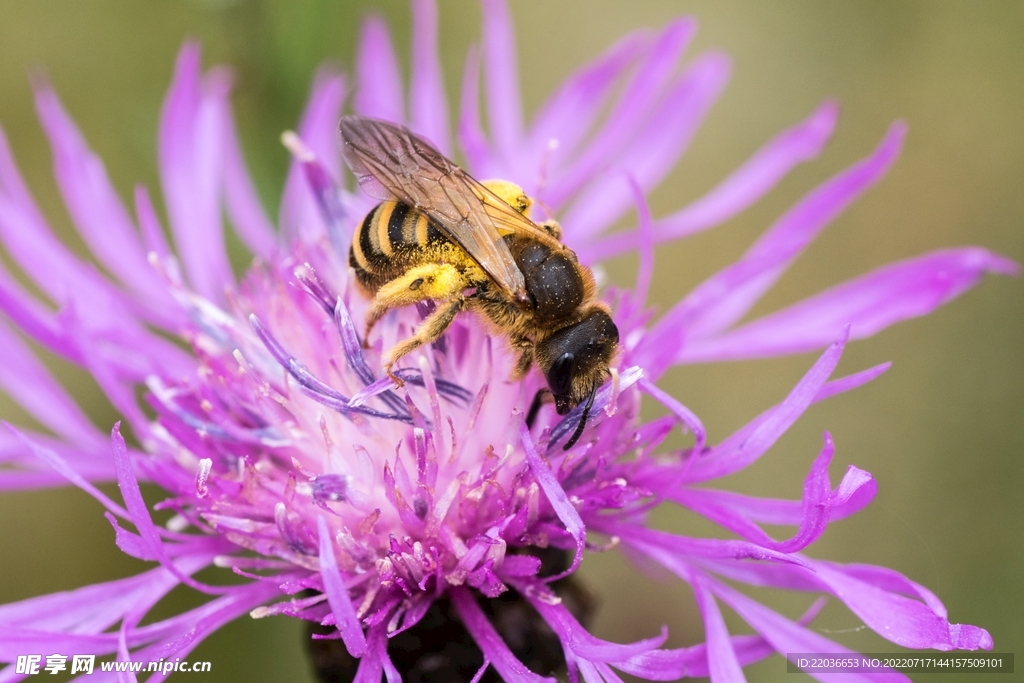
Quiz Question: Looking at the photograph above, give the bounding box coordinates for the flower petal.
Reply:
[355,15,405,123]
[813,362,890,403]
[548,18,697,208]
[0,259,76,362]
[450,586,555,683]
[0,556,208,636]
[691,575,747,683]
[282,133,350,257]
[110,425,228,595]
[673,463,875,532]
[615,635,771,681]
[526,30,650,175]
[280,69,346,243]
[410,0,450,154]
[158,43,233,302]
[223,108,277,261]
[0,319,102,446]
[839,563,948,616]
[124,581,282,683]
[0,130,160,340]
[709,578,911,683]
[32,79,173,316]
[639,377,706,454]
[563,51,730,239]
[698,557,992,651]
[678,248,1020,362]
[317,516,368,657]
[806,561,993,651]
[0,429,114,490]
[6,426,127,516]
[581,101,839,262]
[512,577,668,663]
[682,328,847,483]
[669,434,877,550]
[521,423,585,577]
[647,121,904,363]
[458,44,494,177]
[480,0,525,167]
[607,524,810,568]
[133,185,171,259]
[616,599,826,680]
[0,629,117,661]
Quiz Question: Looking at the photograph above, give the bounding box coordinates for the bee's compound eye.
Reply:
[547,352,575,398]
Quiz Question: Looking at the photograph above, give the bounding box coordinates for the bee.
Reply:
[338,116,619,448]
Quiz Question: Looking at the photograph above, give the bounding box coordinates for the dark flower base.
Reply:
[306,550,593,682]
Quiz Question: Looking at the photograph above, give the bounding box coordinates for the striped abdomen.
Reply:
[349,201,451,291]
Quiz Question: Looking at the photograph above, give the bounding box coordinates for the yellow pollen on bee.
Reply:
[481,179,532,217]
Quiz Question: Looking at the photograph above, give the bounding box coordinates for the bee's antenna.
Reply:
[564,386,597,450]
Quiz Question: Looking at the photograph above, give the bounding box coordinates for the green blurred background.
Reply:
[0,1,1021,681]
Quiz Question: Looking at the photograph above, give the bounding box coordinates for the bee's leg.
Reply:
[510,337,534,379]
[382,298,464,385]
[364,263,465,345]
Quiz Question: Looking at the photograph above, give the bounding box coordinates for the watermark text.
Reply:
[787,653,1013,674]
[15,654,212,675]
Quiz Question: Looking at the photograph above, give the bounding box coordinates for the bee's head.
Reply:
[536,307,619,415]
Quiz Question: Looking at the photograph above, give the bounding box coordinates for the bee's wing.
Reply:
[339,116,531,302]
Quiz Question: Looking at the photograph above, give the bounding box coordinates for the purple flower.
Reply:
[0,0,1014,681]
